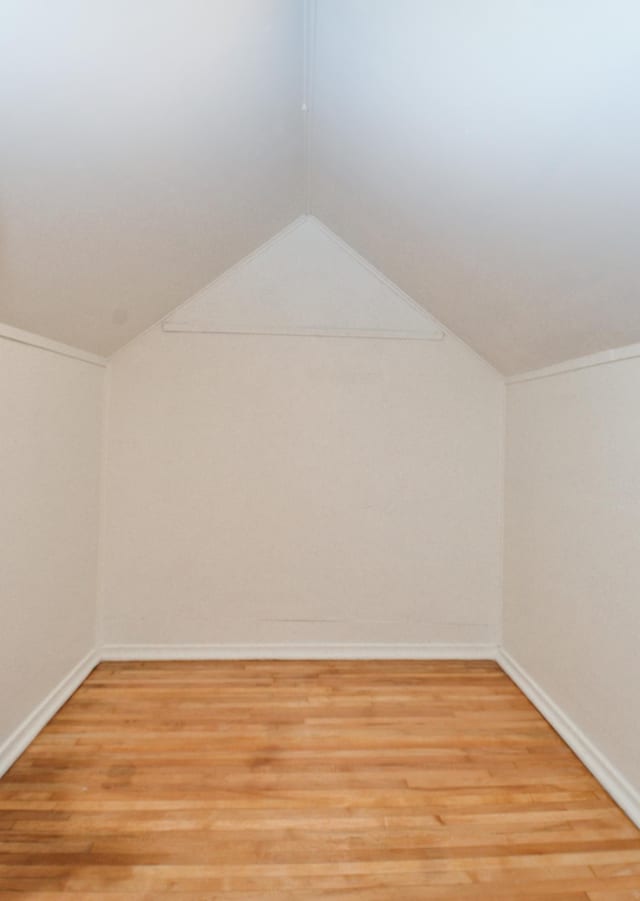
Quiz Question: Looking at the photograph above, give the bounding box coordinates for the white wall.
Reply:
[504,357,640,794]
[164,217,443,340]
[0,338,103,749]
[101,327,503,649]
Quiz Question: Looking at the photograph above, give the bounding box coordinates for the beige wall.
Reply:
[504,358,640,793]
[4,288,640,810]
[101,327,504,648]
[0,339,103,747]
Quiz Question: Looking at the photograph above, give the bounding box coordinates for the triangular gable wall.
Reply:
[163,216,443,340]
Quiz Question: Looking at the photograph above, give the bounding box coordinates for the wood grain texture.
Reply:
[0,660,638,898]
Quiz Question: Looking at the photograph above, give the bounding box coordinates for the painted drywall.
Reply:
[0,0,304,355]
[311,0,640,374]
[164,217,442,339]
[504,357,640,794]
[100,322,503,648]
[0,337,103,749]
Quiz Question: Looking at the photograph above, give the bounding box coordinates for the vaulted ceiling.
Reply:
[0,1,305,356]
[2,1,640,373]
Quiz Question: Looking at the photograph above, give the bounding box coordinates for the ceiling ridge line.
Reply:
[303,0,318,215]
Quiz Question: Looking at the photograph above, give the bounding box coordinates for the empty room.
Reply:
[1,1,639,898]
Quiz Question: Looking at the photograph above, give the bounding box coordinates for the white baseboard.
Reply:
[497,649,640,829]
[101,642,499,661]
[0,648,100,778]
[3,642,638,834]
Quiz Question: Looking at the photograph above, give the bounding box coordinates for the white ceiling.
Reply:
[0,1,304,356]
[2,1,640,372]
[311,0,640,374]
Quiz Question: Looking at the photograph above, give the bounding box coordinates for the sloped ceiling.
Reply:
[311,0,640,374]
[0,0,304,356]
[2,1,640,373]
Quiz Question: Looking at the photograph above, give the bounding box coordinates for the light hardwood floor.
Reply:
[0,660,639,899]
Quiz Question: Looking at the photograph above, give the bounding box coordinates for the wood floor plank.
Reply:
[0,660,638,896]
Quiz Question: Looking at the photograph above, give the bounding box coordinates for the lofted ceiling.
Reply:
[0,0,305,356]
[2,1,640,372]
[311,0,640,374]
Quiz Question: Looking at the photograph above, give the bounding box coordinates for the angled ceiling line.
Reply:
[506,341,640,385]
[108,217,310,362]
[5,3,637,374]
[163,215,444,341]
[0,322,107,368]
[303,0,318,215]
[310,217,444,337]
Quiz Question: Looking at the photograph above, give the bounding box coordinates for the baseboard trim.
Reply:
[101,642,499,661]
[497,648,640,829]
[0,649,100,778]
[4,642,638,832]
